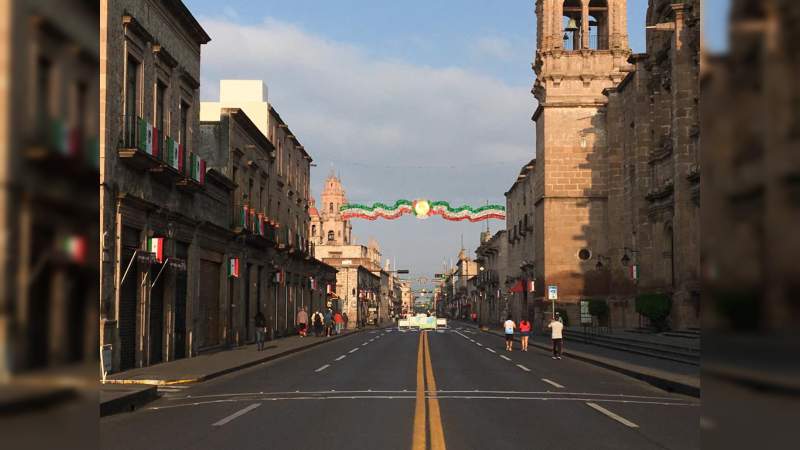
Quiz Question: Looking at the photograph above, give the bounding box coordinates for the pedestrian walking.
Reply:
[548,313,564,359]
[504,315,516,352]
[254,311,267,351]
[334,311,344,335]
[519,318,532,352]
[312,310,324,337]
[343,312,349,330]
[296,307,309,337]
[324,308,333,337]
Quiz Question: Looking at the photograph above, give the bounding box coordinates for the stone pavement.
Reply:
[456,320,700,397]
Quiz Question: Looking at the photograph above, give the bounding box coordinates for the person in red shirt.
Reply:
[519,319,532,352]
[471,312,477,323]
[333,311,344,335]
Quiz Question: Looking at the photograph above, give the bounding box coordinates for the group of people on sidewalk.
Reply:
[251,307,349,351]
[502,313,564,359]
[296,307,347,338]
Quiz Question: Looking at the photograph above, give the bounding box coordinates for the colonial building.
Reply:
[310,172,352,246]
[475,230,509,326]
[200,80,336,340]
[603,0,700,329]
[504,160,537,323]
[0,0,98,376]
[100,0,213,371]
[511,0,701,330]
[309,174,398,326]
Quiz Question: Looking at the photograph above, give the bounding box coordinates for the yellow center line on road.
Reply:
[424,331,447,450]
[411,331,448,450]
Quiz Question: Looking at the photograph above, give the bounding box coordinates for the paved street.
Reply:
[101,327,698,450]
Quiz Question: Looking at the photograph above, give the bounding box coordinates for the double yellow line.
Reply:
[412,331,446,450]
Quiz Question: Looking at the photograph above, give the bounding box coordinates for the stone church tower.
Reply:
[531,0,631,304]
[309,171,352,246]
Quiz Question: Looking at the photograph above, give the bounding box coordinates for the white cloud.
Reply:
[471,36,516,61]
[199,17,535,276]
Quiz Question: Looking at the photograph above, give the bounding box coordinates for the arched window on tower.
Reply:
[562,0,583,51]
[311,225,317,237]
[328,230,334,242]
[588,0,609,50]
[329,202,334,213]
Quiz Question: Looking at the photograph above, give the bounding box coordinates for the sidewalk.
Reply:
[457,320,700,397]
[101,327,372,415]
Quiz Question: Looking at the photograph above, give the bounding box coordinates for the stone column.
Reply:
[582,0,590,49]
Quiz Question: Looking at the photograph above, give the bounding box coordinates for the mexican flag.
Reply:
[147,237,164,263]
[166,137,178,169]
[152,127,159,158]
[228,258,240,278]
[189,153,206,184]
[241,205,249,229]
[61,235,86,264]
[138,117,153,155]
[177,143,185,173]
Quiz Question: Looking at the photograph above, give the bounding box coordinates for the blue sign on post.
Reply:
[548,285,558,300]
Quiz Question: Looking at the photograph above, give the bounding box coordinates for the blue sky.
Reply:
[189,1,725,286]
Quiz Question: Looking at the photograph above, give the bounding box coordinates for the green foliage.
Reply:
[635,293,672,330]
[587,299,609,319]
[555,308,570,327]
[713,290,760,330]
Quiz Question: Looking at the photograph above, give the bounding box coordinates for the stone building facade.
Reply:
[512,0,701,330]
[200,81,334,342]
[603,0,700,329]
[0,0,99,376]
[466,0,699,331]
[504,160,537,323]
[530,0,632,330]
[704,0,799,332]
[100,0,214,371]
[475,230,509,326]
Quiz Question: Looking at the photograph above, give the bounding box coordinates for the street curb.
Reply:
[100,386,158,417]
[704,362,800,396]
[0,386,77,415]
[460,322,700,398]
[100,327,378,415]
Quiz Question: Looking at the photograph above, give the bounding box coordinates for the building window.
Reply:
[37,56,52,126]
[125,54,140,138]
[328,231,334,241]
[329,203,334,213]
[578,248,592,261]
[312,225,316,237]
[179,100,190,149]
[155,80,167,134]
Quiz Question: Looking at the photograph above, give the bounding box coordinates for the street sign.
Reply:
[548,285,558,300]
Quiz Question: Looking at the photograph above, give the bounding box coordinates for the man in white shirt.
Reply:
[548,312,564,360]
[503,315,516,352]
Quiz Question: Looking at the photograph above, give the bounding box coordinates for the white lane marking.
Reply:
[475,342,483,347]
[212,403,261,427]
[516,364,532,372]
[486,348,496,353]
[541,378,565,389]
[586,402,639,428]
[349,348,360,354]
[153,396,697,411]
[362,342,369,346]
[315,364,331,373]
[335,355,346,361]
[500,355,512,361]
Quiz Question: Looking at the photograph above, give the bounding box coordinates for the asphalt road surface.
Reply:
[100,326,699,450]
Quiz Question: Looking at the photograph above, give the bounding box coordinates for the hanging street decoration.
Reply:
[340,199,505,222]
